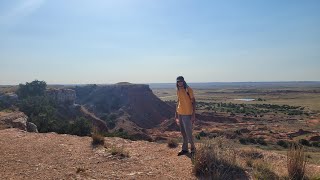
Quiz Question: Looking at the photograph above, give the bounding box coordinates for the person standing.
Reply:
[175,76,196,156]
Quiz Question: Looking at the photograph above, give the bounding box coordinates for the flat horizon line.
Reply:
[1,80,320,86]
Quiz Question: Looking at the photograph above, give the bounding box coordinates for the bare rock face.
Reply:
[26,122,38,133]
[74,84,175,129]
[46,89,76,105]
[0,112,38,132]
[0,112,28,131]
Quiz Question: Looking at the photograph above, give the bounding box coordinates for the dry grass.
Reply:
[167,139,178,148]
[252,160,279,180]
[239,148,264,160]
[287,144,307,180]
[91,128,105,146]
[110,145,129,158]
[193,137,248,180]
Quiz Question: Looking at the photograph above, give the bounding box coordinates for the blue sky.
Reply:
[0,0,319,84]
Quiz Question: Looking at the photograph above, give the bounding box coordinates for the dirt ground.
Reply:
[0,128,195,180]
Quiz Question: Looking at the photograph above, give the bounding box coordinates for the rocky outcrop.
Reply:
[0,112,38,132]
[26,122,38,133]
[74,84,175,129]
[46,89,76,105]
[0,112,28,131]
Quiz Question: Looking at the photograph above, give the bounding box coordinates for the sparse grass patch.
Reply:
[287,144,307,180]
[193,137,247,179]
[167,139,178,148]
[239,148,264,160]
[110,145,129,158]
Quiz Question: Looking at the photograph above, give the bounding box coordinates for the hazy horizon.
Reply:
[1,80,320,86]
[1,0,320,84]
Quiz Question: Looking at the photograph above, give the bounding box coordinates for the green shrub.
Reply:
[16,80,47,99]
[195,134,201,140]
[277,140,290,148]
[311,142,320,148]
[69,117,91,136]
[299,139,311,147]
[257,138,267,146]
[199,131,207,137]
[239,138,247,145]
[248,138,257,144]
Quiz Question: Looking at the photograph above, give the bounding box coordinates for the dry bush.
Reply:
[252,160,279,180]
[110,145,129,158]
[287,144,307,180]
[193,137,247,180]
[91,128,105,146]
[167,139,178,148]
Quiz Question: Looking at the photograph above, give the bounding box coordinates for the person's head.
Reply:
[176,76,187,89]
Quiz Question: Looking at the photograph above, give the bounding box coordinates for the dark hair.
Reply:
[176,80,188,90]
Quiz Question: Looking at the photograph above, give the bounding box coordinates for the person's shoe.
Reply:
[177,150,189,156]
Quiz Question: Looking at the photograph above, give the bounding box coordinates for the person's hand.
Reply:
[175,118,180,126]
[191,115,196,124]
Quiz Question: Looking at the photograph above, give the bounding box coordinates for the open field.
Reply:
[152,82,320,166]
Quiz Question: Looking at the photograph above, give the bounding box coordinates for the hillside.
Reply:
[72,84,175,140]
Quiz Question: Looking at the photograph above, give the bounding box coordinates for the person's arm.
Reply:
[189,88,196,123]
[175,99,179,119]
[175,91,180,125]
[191,97,196,123]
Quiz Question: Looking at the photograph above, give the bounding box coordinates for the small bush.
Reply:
[193,138,247,179]
[239,138,247,145]
[287,144,307,180]
[311,141,320,148]
[167,139,178,148]
[239,137,259,145]
[199,131,207,137]
[91,128,105,146]
[277,140,290,148]
[248,138,257,144]
[299,139,311,147]
[110,145,129,158]
[195,134,201,140]
[257,138,267,146]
